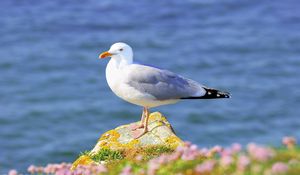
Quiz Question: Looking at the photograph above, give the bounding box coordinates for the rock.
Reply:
[72,112,184,169]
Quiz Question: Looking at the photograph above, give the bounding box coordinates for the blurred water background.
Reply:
[1,0,300,173]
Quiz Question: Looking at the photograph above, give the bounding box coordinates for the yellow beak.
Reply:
[99,51,112,59]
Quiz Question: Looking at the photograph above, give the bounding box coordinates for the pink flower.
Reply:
[120,165,132,175]
[231,143,242,153]
[211,145,223,153]
[190,144,198,151]
[73,167,84,175]
[147,159,160,175]
[158,154,168,164]
[135,155,143,161]
[8,169,18,175]
[55,168,72,175]
[184,141,192,147]
[247,143,274,162]
[282,136,296,149]
[43,164,56,174]
[207,145,222,157]
[247,143,256,153]
[168,152,181,161]
[87,164,107,174]
[180,144,200,161]
[271,162,289,174]
[96,165,107,174]
[27,165,36,174]
[43,166,51,174]
[220,155,233,167]
[237,155,250,171]
[220,148,233,157]
[176,145,185,154]
[199,148,209,156]
[181,153,194,161]
[195,160,216,173]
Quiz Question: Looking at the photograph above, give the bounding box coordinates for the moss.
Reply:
[91,148,123,162]
[142,145,174,160]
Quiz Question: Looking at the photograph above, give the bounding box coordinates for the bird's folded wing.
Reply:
[125,64,206,100]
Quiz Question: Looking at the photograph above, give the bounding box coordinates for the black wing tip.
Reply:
[221,91,231,98]
[181,88,231,99]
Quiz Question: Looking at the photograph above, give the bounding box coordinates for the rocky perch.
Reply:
[72,112,184,169]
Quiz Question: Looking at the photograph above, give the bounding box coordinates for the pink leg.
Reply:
[131,107,146,130]
[132,107,149,139]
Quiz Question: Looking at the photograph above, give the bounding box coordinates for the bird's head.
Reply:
[99,42,133,62]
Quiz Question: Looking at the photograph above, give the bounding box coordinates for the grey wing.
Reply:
[125,64,206,100]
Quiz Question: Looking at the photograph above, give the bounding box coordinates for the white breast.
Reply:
[106,59,118,91]
[106,59,137,99]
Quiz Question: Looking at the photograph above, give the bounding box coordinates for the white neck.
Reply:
[110,54,133,69]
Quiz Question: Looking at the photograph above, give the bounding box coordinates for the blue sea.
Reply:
[1,0,300,173]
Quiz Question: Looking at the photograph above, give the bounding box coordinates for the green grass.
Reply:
[81,149,124,162]
[80,145,174,162]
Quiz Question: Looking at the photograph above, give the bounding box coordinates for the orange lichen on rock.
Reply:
[98,129,120,142]
[165,136,183,149]
[149,112,168,123]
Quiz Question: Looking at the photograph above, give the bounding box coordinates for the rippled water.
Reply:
[1,0,300,172]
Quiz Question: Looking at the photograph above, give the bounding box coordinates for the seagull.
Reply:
[99,42,230,138]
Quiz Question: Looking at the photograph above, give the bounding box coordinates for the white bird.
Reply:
[99,42,230,138]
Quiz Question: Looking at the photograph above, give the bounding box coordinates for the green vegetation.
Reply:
[102,146,300,175]
[90,149,123,162]
[80,145,174,162]
[75,144,300,175]
[11,137,300,175]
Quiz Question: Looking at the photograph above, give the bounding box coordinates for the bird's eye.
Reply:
[119,48,123,51]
